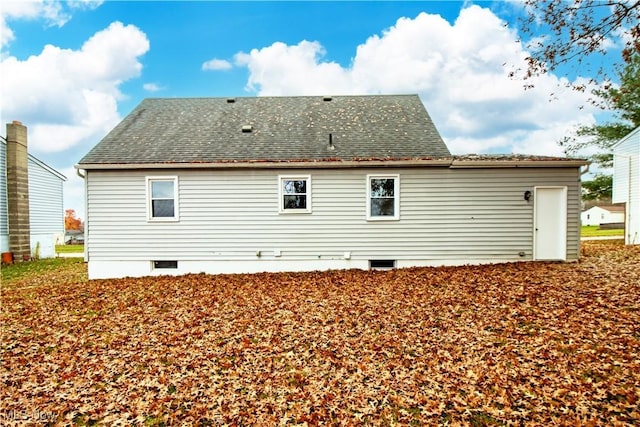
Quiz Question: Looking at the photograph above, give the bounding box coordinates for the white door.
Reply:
[534,186,567,260]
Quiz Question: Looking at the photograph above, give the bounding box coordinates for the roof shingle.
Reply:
[78,95,451,165]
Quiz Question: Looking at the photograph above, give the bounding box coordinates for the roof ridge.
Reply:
[140,94,420,101]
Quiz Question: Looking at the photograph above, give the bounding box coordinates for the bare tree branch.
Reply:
[517,0,640,82]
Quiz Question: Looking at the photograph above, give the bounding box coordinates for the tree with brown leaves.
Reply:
[64,209,82,231]
[517,0,639,83]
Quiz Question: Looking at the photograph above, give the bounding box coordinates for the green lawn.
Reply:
[580,225,625,237]
[0,257,86,284]
[55,244,84,253]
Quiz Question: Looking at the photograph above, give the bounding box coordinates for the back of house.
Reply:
[77,95,587,279]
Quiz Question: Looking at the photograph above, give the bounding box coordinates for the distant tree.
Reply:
[597,51,640,125]
[516,0,640,84]
[581,174,613,201]
[65,209,83,231]
[560,52,640,167]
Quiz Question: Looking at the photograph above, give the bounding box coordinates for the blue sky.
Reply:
[0,1,625,218]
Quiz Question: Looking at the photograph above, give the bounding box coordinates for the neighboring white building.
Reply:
[77,95,588,279]
[612,126,640,244]
[1,123,67,259]
[580,205,625,226]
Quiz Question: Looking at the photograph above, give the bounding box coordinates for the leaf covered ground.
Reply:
[1,241,639,426]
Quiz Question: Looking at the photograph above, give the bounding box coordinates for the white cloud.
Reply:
[612,23,636,51]
[234,41,351,94]
[1,0,102,49]
[143,82,163,92]
[0,1,43,47]
[39,1,70,27]
[233,5,600,157]
[1,21,150,153]
[202,58,233,71]
[67,1,104,11]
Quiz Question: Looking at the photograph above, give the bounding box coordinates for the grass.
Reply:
[1,257,86,286]
[55,244,84,253]
[580,225,624,237]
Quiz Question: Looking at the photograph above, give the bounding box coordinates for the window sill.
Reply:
[147,217,180,222]
[366,216,400,222]
[278,210,312,215]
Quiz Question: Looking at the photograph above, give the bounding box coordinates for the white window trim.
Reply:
[366,174,400,221]
[278,175,312,214]
[146,176,179,222]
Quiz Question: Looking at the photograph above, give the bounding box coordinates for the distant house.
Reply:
[64,230,85,245]
[77,95,588,279]
[580,205,625,226]
[612,126,640,244]
[1,121,66,259]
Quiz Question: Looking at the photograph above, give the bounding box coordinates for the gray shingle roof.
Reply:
[78,95,450,166]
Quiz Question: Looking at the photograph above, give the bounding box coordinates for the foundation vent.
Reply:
[369,260,396,270]
[153,260,178,269]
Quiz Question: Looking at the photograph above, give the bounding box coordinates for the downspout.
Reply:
[615,154,633,245]
[629,155,636,244]
[577,163,591,256]
[0,136,6,258]
[76,168,88,262]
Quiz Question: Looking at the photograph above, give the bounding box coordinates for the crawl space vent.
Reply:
[153,260,178,269]
[369,260,396,270]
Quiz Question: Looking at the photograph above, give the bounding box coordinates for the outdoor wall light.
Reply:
[524,190,532,201]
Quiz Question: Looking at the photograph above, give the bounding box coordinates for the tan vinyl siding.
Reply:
[86,167,581,262]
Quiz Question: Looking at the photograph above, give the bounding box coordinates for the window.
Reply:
[147,177,179,220]
[367,174,399,220]
[279,175,311,213]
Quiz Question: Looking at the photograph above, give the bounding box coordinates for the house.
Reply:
[76,95,587,279]
[580,205,625,226]
[612,126,640,244]
[1,121,66,260]
[64,230,85,245]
